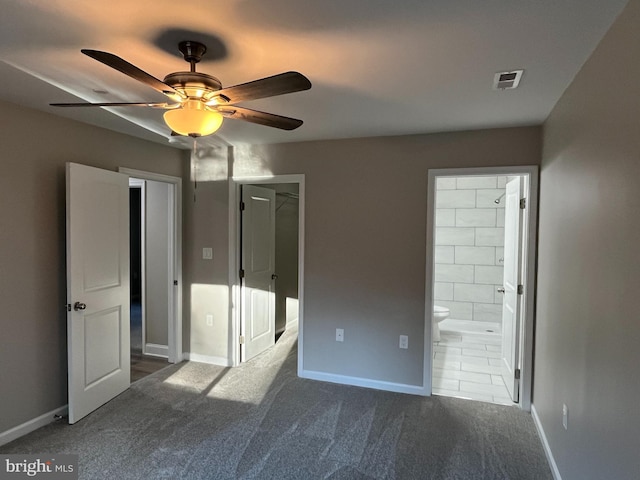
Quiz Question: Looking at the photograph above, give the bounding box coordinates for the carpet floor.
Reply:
[1,326,552,479]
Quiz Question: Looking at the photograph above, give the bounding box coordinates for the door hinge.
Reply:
[517,284,524,295]
[239,269,245,279]
[515,368,521,380]
[519,198,526,209]
[66,304,71,312]
[239,335,245,345]
[240,201,245,211]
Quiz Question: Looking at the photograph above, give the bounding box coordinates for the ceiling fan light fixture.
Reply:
[52,43,311,133]
[163,100,223,137]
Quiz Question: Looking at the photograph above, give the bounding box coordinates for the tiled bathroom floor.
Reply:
[432,330,513,405]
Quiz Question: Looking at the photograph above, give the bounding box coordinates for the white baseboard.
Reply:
[300,369,425,396]
[144,343,168,358]
[285,317,299,330]
[0,405,68,447]
[184,352,231,367]
[531,404,563,480]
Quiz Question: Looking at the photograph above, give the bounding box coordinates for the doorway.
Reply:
[425,167,538,410]
[121,168,183,379]
[230,175,305,368]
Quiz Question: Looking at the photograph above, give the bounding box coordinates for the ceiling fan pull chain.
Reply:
[193,138,198,203]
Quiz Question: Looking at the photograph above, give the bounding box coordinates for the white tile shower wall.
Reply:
[435,246,454,264]
[434,176,506,323]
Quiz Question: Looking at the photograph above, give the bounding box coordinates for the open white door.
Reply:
[66,163,130,424]
[241,185,276,362]
[500,177,524,402]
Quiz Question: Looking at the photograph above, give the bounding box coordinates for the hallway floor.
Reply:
[433,330,513,405]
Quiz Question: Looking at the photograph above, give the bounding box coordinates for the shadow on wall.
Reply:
[189,144,276,183]
[229,145,274,178]
[191,145,230,182]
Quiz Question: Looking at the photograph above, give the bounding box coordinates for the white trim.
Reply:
[300,369,425,396]
[425,166,539,409]
[531,405,563,480]
[0,405,68,447]
[119,168,183,365]
[520,169,538,412]
[184,353,232,367]
[166,180,176,360]
[144,343,169,358]
[229,174,305,371]
[285,317,299,331]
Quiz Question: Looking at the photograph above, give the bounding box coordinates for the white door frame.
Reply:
[425,165,538,411]
[229,174,305,370]
[119,167,183,364]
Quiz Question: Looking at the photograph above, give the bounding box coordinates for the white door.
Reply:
[500,177,524,402]
[241,185,276,361]
[66,163,130,423]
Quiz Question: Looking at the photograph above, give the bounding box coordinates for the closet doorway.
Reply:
[230,175,305,368]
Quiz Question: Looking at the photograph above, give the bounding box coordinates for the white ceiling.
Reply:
[0,0,628,149]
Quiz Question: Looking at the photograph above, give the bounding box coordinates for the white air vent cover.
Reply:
[493,70,524,90]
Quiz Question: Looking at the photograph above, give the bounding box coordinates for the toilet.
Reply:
[432,305,450,342]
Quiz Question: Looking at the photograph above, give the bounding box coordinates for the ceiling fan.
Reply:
[51,41,312,137]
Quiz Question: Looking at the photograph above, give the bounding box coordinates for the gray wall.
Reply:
[536,0,640,478]
[145,180,170,347]
[224,128,541,385]
[182,145,230,361]
[0,100,186,434]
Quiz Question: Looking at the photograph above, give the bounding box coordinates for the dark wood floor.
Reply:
[131,353,169,383]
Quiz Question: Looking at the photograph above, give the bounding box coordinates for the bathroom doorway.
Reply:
[425,166,538,410]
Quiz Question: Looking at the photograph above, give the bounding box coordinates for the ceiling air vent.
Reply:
[493,69,524,90]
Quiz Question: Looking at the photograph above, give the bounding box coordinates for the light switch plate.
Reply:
[399,335,409,349]
[202,247,213,260]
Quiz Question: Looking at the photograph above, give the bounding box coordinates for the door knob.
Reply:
[271,274,278,280]
[497,287,505,294]
[73,302,87,311]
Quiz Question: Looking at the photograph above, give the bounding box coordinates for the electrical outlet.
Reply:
[336,328,344,342]
[562,404,568,430]
[206,314,213,327]
[202,247,213,260]
[399,335,409,349]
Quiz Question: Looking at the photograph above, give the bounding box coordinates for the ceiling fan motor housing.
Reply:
[163,72,223,101]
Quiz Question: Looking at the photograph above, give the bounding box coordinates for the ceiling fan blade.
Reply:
[50,102,173,108]
[216,105,303,130]
[209,72,311,105]
[81,49,184,101]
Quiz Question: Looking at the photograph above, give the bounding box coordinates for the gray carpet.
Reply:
[1,326,552,479]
